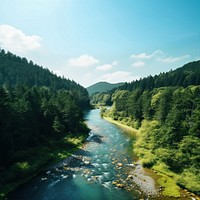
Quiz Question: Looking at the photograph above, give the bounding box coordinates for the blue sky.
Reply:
[0,0,200,87]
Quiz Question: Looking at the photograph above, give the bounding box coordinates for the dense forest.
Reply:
[90,92,112,106]
[118,60,200,91]
[101,60,200,195]
[0,49,90,198]
[91,60,200,106]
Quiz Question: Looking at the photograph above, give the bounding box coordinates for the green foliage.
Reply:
[100,60,200,195]
[0,49,90,109]
[106,84,200,195]
[90,92,112,106]
[177,169,200,194]
[0,49,90,197]
[11,162,31,178]
[87,81,124,96]
[157,174,181,197]
[0,134,87,198]
[117,60,200,91]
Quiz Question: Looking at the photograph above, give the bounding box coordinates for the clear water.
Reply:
[9,109,141,200]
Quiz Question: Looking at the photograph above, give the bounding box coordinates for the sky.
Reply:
[0,0,200,87]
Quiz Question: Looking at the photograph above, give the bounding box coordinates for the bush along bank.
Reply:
[101,85,200,197]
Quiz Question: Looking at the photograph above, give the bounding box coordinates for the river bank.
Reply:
[103,116,159,198]
[6,109,200,200]
[0,134,88,200]
[103,116,139,134]
[7,109,142,200]
[103,116,200,200]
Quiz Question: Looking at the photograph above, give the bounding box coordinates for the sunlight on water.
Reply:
[9,109,140,200]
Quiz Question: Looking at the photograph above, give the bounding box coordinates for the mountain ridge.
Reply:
[87,81,124,96]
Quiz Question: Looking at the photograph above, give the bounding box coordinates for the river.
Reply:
[9,109,145,200]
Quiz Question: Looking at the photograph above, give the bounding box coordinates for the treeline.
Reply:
[0,49,89,108]
[0,85,89,167]
[101,60,200,194]
[90,61,200,106]
[90,92,112,106]
[0,49,90,197]
[117,60,200,91]
[104,86,200,194]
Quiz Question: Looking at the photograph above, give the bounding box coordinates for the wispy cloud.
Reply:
[68,54,99,67]
[100,71,140,83]
[96,60,118,71]
[157,54,190,63]
[130,50,163,59]
[0,24,42,54]
[132,60,145,68]
[130,50,190,66]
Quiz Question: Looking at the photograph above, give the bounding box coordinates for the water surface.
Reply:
[9,109,140,200]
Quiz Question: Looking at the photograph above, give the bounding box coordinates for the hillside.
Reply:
[0,49,90,198]
[0,49,89,108]
[87,81,124,96]
[118,60,200,91]
[101,60,200,196]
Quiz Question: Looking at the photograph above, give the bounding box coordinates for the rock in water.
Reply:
[117,163,123,167]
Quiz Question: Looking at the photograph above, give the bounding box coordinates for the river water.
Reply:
[9,109,142,200]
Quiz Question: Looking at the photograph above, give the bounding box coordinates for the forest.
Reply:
[0,49,90,198]
[1,48,200,197]
[100,60,200,195]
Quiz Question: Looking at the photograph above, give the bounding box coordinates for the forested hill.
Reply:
[87,81,124,96]
[0,49,90,198]
[0,49,89,108]
[117,60,200,91]
[101,60,200,195]
[90,60,200,106]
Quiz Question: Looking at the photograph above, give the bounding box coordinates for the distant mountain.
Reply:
[87,81,124,96]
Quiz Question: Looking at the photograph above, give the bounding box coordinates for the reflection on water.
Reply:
[9,109,140,200]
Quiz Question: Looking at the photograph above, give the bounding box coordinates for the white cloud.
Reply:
[68,54,99,67]
[157,54,190,63]
[130,50,163,59]
[0,24,42,54]
[96,64,113,71]
[132,60,145,68]
[100,71,140,83]
[96,60,118,71]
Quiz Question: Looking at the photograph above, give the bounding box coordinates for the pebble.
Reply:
[117,163,123,167]
[116,183,124,188]
[128,175,133,179]
[112,181,117,185]
[84,161,90,165]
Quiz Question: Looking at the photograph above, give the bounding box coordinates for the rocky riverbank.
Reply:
[103,116,200,200]
[48,136,159,199]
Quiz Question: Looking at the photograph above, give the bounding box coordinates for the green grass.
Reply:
[103,116,138,135]
[177,169,200,195]
[104,112,200,197]
[152,163,181,197]
[157,173,180,197]
[0,134,87,199]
